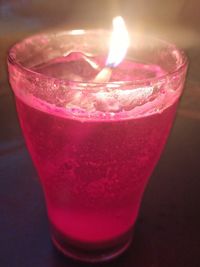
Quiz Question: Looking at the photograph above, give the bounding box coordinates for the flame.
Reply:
[106,16,129,68]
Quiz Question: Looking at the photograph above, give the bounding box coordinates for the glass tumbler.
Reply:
[8,30,188,262]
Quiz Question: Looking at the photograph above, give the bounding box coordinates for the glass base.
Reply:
[51,226,133,263]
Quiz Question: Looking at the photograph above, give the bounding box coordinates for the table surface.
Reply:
[1,2,200,267]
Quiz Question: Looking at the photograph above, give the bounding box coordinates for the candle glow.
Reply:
[106,16,130,68]
[94,16,129,83]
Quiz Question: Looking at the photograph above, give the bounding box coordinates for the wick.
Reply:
[93,62,116,83]
[93,66,113,83]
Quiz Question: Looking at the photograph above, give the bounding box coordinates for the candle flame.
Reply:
[106,16,129,68]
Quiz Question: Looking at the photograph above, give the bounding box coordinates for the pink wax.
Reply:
[14,54,179,249]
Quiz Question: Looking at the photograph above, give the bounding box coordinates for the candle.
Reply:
[8,17,188,263]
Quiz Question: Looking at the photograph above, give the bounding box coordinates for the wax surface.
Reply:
[15,55,179,247]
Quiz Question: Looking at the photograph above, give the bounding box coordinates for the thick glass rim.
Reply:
[8,29,188,88]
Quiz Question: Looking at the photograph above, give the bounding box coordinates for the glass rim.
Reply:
[7,29,188,88]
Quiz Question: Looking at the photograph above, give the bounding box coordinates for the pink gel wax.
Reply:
[14,54,179,249]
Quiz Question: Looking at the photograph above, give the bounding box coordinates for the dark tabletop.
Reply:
[1,1,200,267]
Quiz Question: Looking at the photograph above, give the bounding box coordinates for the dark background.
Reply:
[0,1,200,266]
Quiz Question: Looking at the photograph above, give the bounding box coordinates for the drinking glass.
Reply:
[8,30,188,262]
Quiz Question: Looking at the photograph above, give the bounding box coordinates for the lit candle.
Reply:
[8,18,188,263]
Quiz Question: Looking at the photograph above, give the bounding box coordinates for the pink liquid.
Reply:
[14,56,179,249]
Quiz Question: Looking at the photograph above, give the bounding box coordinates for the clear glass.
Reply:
[8,30,188,262]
